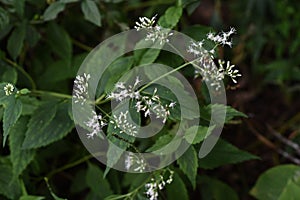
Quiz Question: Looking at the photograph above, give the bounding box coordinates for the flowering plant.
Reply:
[0,1,258,200]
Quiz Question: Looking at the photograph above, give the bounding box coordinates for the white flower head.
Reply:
[207,27,236,47]
[108,77,141,102]
[4,83,14,96]
[73,73,91,105]
[134,15,157,31]
[110,111,138,136]
[145,170,174,200]
[125,152,146,172]
[85,110,106,139]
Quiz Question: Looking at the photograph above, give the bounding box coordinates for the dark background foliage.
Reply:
[0,0,300,199]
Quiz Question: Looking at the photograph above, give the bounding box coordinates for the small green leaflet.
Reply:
[43,2,66,21]
[0,162,22,199]
[166,172,189,200]
[177,146,198,189]
[251,164,300,200]
[81,0,102,27]
[86,162,113,199]
[184,125,215,144]
[199,139,259,169]
[7,22,26,60]
[22,101,74,149]
[0,85,23,147]
[9,116,35,178]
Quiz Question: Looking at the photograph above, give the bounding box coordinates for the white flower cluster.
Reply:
[108,77,175,124]
[85,110,106,139]
[125,152,147,172]
[145,171,174,200]
[134,15,157,30]
[187,28,241,90]
[135,88,175,123]
[107,77,141,101]
[207,27,236,47]
[3,83,14,96]
[134,15,173,45]
[73,73,90,104]
[110,111,138,136]
[218,60,241,83]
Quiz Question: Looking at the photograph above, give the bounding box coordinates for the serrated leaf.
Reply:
[81,0,102,27]
[86,163,113,199]
[184,125,215,144]
[19,195,45,200]
[250,164,300,200]
[0,162,22,199]
[19,96,40,115]
[13,0,25,16]
[199,175,239,200]
[199,139,259,169]
[177,146,198,189]
[3,96,22,146]
[43,1,66,21]
[9,116,35,178]
[22,101,74,149]
[166,172,189,200]
[7,22,26,60]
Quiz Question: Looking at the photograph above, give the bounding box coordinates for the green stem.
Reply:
[3,58,37,90]
[46,152,105,178]
[32,90,72,99]
[138,59,197,92]
[71,38,93,51]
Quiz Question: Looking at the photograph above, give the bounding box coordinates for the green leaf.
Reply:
[46,23,72,65]
[134,40,161,65]
[19,195,45,200]
[7,22,26,60]
[199,175,239,200]
[86,163,113,199]
[13,0,25,16]
[199,139,259,169]
[2,96,23,147]
[0,162,22,199]
[9,116,35,178]
[0,7,9,31]
[177,146,198,189]
[166,172,189,200]
[22,101,74,149]
[201,104,247,125]
[1,64,17,84]
[146,134,173,152]
[43,1,66,21]
[164,6,183,28]
[251,164,300,200]
[158,5,183,29]
[81,0,102,27]
[184,125,215,144]
[19,96,40,115]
